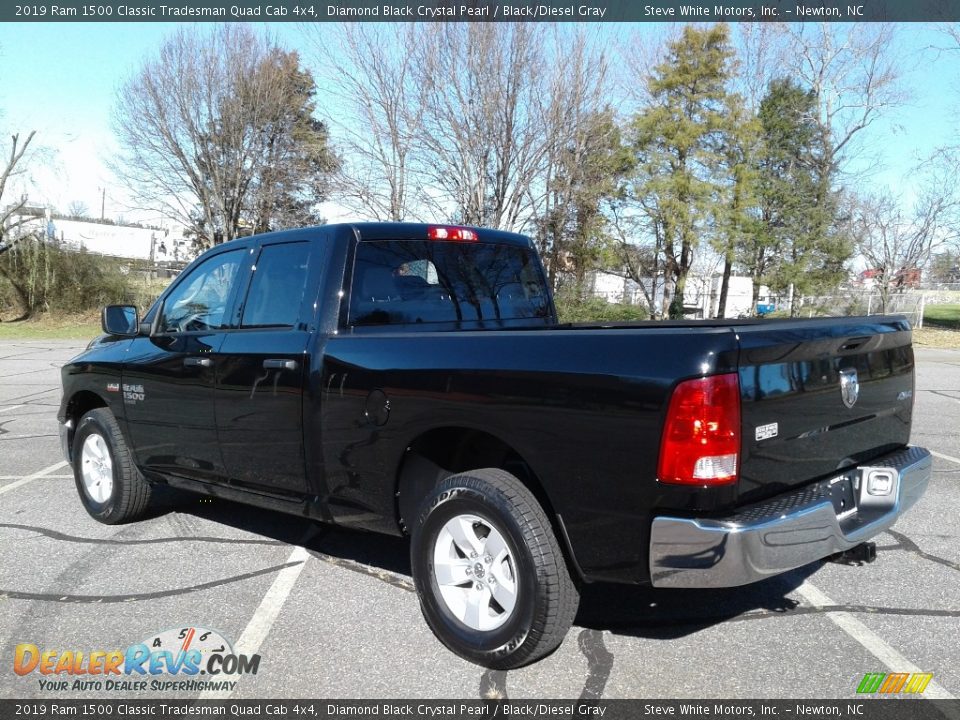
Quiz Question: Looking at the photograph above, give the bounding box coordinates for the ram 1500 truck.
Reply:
[58,222,931,668]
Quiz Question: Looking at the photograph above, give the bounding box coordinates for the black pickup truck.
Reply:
[58,222,931,668]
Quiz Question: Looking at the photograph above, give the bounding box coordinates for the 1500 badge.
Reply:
[122,384,145,404]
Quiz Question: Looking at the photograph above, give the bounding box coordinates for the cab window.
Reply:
[158,249,243,333]
[240,242,311,328]
[348,241,549,326]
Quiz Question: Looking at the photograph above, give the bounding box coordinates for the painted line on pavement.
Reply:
[797,581,956,703]
[0,461,69,496]
[0,405,24,413]
[931,449,960,466]
[197,545,310,700]
[0,434,59,441]
[0,474,72,480]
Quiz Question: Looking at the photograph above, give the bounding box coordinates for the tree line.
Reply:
[3,23,960,321]
[314,23,959,317]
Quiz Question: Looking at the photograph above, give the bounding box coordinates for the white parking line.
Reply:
[931,449,960,466]
[0,405,24,413]
[0,461,69,496]
[797,581,956,702]
[198,545,310,700]
[0,474,72,480]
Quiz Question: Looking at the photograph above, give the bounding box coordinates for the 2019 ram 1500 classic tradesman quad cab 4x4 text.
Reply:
[59,222,931,668]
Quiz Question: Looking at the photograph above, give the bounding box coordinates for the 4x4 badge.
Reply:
[839,368,859,408]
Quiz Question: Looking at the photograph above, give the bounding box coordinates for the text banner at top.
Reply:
[5,0,960,23]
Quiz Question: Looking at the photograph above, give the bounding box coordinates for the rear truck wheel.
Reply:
[73,408,152,524]
[410,468,579,669]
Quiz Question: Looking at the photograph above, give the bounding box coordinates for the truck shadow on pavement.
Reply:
[575,571,811,639]
[179,495,825,641]
[100,495,958,702]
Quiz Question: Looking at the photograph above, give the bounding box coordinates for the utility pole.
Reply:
[100,188,105,221]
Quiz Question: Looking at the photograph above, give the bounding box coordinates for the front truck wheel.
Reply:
[72,408,152,524]
[410,468,579,669]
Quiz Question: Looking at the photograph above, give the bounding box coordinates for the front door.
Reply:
[124,246,248,483]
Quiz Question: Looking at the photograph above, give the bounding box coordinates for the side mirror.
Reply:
[102,305,139,337]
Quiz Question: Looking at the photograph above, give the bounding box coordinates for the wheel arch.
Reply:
[63,390,110,462]
[395,426,585,582]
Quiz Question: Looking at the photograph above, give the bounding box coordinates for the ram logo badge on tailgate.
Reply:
[839,368,860,408]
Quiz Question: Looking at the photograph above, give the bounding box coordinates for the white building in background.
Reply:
[589,268,777,318]
[591,271,635,303]
[4,205,194,263]
[685,275,758,319]
[48,218,194,262]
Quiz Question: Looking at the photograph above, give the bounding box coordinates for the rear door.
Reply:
[123,245,248,482]
[214,238,316,496]
[736,317,915,504]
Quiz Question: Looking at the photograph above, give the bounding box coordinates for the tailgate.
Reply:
[735,316,915,504]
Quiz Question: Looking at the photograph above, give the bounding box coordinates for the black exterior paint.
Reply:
[58,223,916,585]
[736,322,914,505]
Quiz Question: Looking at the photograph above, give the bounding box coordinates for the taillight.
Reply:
[658,373,741,486]
[427,226,478,242]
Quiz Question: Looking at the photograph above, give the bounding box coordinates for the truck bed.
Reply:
[323,314,914,583]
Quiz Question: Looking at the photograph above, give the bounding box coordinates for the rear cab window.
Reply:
[348,240,550,328]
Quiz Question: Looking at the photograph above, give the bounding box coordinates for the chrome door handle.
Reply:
[263,359,298,371]
[184,357,213,368]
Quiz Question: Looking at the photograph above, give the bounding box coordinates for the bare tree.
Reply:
[536,28,617,289]
[0,130,40,315]
[309,25,422,222]
[935,22,960,58]
[616,25,680,111]
[732,23,787,112]
[0,131,38,255]
[853,180,957,313]
[410,23,557,231]
[777,23,906,177]
[66,200,89,219]
[113,26,335,247]
[607,197,665,318]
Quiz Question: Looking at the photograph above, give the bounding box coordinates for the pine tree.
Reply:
[750,78,849,313]
[630,25,737,319]
[713,99,761,318]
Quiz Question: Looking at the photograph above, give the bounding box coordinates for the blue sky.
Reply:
[0,23,307,223]
[1,23,185,222]
[1,22,959,226]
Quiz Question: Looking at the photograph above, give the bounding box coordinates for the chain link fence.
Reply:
[795,291,930,327]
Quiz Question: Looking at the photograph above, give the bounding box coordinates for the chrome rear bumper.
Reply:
[649,446,932,588]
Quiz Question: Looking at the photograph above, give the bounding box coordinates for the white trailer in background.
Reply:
[48,218,192,262]
[3,205,195,263]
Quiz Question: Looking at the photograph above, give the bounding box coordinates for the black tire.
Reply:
[410,468,579,669]
[72,408,152,525]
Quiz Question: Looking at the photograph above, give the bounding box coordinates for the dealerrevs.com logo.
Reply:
[13,626,260,693]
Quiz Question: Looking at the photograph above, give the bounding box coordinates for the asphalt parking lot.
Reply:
[1,340,958,701]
